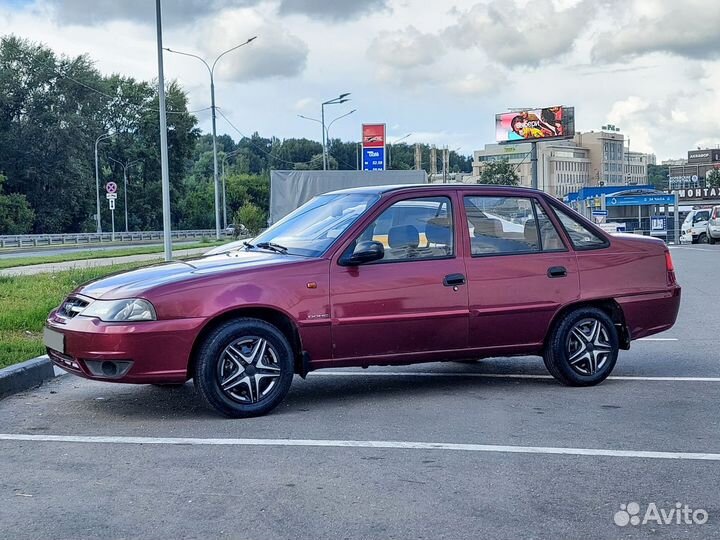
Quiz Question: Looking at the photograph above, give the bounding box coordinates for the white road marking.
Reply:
[313,371,720,382]
[1,433,719,461]
[637,338,678,341]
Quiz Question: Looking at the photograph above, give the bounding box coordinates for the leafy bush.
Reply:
[234,203,266,236]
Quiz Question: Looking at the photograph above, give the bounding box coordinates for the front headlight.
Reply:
[80,299,157,322]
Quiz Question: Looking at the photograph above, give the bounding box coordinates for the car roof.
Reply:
[324,183,546,197]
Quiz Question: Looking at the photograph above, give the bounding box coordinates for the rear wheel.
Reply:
[543,307,619,386]
[709,235,716,245]
[194,318,294,418]
[698,233,709,244]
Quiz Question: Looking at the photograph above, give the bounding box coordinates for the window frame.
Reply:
[463,195,568,258]
[546,199,611,251]
[339,194,457,266]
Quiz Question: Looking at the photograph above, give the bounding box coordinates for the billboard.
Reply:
[688,149,720,164]
[495,106,575,143]
[362,124,385,148]
[362,123,386,171]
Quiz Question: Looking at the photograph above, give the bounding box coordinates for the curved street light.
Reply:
[164,36,257,239]
[298,108,356,168]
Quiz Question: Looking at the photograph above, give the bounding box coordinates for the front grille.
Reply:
[59,297,89,318]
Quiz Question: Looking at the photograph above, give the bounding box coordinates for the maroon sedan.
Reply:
[44,185,680,417]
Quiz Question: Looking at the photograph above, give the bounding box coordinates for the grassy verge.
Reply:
[0,262,149,368]
[0,240,228,270]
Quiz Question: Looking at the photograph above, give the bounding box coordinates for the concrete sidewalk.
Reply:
[0,247,212,276]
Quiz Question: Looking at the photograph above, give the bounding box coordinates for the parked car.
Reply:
[680,208,711,244]
[707,205,720,244]
[44,185,681,417]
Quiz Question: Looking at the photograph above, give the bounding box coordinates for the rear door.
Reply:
[461,192,580,350]
[329,191,469,361]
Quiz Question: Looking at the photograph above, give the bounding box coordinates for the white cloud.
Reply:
[278,0,388,21]
[443,0,594,67]
[593,0,720,62]
[193,9,308,81]
[368,26,444,69]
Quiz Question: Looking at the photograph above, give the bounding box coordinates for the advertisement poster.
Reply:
[496,106,574,142]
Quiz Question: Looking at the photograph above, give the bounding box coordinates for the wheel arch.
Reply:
[187,306,305,379]
[545,299,630,351]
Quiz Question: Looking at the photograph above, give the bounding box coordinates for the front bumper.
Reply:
[45,310,206,384]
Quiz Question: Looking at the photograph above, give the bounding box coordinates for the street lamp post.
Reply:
[108,157,141,233]
[387,133,412,169]
[221,148,243,229]
[156,0,172,261]
[320,94,351,170]
[164,36,257,240]
[94,133,113,234]
[298,108,356,169]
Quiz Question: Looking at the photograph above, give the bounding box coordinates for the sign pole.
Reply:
[111,206,115,242]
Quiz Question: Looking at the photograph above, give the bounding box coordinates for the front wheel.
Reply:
[697,233,709,244]
[194,318,294,418]
[543,307,619,386]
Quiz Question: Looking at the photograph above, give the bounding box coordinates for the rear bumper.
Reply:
[616,285,681,340]
[45,312,206,384]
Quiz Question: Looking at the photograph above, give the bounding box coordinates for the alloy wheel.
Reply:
[565,318,613,376]
[217,337,282,404]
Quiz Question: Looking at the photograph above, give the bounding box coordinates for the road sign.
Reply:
[109,198,116,210]
[106,193,117,200]
[362,147,385,171]
[362,124,386,148]
[606,194,675,207]
[106,182,118,194]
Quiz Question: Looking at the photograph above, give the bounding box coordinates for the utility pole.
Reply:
[94,133,112,234]
[530,142,538,189]
[430,146,438,176]
[155,0,172,261]
[414,143,422,171]
[108,157,141,233]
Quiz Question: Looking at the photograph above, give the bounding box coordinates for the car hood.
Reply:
[75,250,307,300]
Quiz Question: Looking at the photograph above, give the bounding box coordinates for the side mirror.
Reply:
[340,240,384,266]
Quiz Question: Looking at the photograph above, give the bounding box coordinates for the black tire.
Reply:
[194,318,294,418]
[543,307,619,386]
[709,235,716,245]
[698,233,709,244]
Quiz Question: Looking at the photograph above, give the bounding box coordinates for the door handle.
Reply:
[547,266,567,278]
[443,273,466,287]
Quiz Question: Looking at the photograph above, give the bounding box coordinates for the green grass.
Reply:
[0,240,227,270]
[0,262,149,368]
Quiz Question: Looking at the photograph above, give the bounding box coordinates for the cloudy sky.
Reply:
[2,0,720,160]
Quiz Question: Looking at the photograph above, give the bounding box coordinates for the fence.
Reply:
[0,229,221,249]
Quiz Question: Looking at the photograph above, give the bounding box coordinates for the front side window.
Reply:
[252,193,379,257]
[465,196,543,256]
[347,196,454,262]
[550,204,608,249]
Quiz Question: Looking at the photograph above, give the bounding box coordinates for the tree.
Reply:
[234,202,265,235]
[478,159,520,186]
[706,168,720,188]
[648,164,669,191]
[0,174,34,234]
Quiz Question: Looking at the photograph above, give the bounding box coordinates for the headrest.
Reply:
[425,218,452,245]
[388,225,420,249]
[473,218,501,237]
[524,218,539,247]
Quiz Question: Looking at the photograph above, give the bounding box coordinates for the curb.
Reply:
[0,355,63,399]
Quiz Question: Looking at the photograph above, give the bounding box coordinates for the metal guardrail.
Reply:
[0,230,220,249]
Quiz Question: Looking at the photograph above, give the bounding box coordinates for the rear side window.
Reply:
[550,204,608,249]
[464,196,539,255]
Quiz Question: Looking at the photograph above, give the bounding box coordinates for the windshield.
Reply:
[251,193,379,257]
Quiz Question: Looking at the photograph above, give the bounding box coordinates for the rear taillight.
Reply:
[665,249,676,285]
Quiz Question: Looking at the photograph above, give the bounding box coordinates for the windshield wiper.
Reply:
[255,242,288,254]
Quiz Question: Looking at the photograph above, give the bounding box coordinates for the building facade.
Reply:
[471,128,652,197]
[668,148,720,189]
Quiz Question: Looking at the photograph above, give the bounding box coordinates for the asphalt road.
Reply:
[1,244,718,539]
[0,240,201,259]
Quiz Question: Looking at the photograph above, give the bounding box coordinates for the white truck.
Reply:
[680,208,711,244]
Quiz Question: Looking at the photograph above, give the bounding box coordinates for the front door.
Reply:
[461,193,580,350]
[330,193,469,361]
